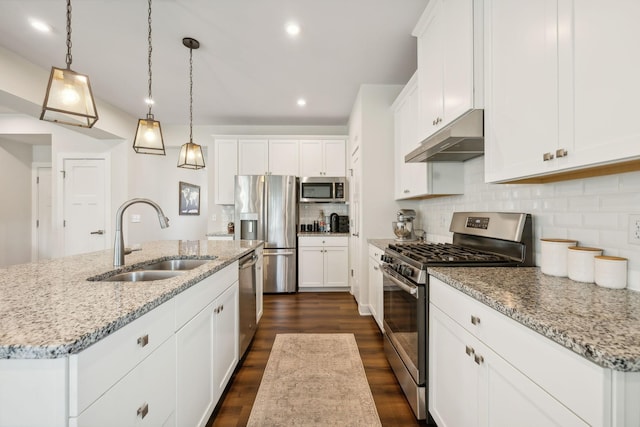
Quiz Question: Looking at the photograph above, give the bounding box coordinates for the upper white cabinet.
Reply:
[214,139,238,205]
[238,139,298,176]
[392,73,464,200]
[484,0,640,183]
[412,0,482,144]
[299,139,346,177]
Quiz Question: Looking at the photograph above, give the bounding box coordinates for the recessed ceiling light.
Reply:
[286,22,300,36]
[297,98,307,107]
[29,18,52,33]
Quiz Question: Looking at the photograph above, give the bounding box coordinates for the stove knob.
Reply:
[402,266,413,277]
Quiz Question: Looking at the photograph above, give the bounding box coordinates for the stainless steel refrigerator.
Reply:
[234,175,297,293]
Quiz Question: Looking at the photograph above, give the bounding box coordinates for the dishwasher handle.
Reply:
[239,252,258,269]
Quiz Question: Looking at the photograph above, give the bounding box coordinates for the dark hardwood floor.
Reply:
[207,292,429,427]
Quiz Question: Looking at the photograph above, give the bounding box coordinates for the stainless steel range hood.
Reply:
[405,109,484,162]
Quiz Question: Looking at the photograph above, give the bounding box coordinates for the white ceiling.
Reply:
[0,0,427,127]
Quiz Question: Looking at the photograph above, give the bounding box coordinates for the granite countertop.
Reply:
[368,238,395,251]
[428,267,640,372]
[0,239,262,360]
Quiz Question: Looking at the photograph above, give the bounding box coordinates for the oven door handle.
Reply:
[382,268,418,296]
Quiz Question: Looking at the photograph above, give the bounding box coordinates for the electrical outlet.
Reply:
[131,214,141,223]
[629,214,640,245]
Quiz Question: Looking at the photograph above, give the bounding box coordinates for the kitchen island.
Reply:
[0,239,262,427]
[428,266,640,426]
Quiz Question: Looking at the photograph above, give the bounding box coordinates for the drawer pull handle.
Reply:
[474,354,484,365]
[137,334,149,347]
[556,148,568,158]
[465,345,474,356]
[470,315,481,325]
[137,402,149,419]
[543,152,554,161]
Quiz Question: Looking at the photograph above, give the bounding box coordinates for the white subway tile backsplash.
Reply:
[417,156,640,291]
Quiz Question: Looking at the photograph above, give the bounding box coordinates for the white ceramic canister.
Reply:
[594,256,628,289]
[567,246,603,283]
[540,238,578,277]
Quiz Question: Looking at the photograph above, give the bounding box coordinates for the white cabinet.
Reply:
[299,139,346,177]
[214,139,238,205]
[484,0,640,183]
[429,277,613,427]
[238,139,298,176]
[367,244,384,331]
[298,236,349,289]
[392,73,464,200]
[412,0,482,144]
[175,262,238,427]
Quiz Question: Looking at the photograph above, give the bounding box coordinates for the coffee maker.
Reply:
[392,209,417,242]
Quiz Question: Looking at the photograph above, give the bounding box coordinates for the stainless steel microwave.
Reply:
[299,177,348,203]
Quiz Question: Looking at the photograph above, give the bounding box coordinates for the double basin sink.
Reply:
[89,258,214,282]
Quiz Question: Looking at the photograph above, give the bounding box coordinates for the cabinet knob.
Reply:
[542,152,554,161]
[403,189,410,193]
[470,315,481,325]
[474,354,484,365]
[137,334,149,347]
[556,148,568,158]
[137,402,149,419]
[465,345,474,356]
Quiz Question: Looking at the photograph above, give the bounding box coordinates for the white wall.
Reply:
[0,138,33,266]
[416,156,640,291]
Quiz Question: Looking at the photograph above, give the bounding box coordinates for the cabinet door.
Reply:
[75,336,176,427]
[324,246,349,287]
[442,0,475,123]
[323,140,346,176]
[569,0,640,168]
[238,139,268,175]
[298,246,324,288]
[299,140,324,177]
[430,304,480,427]
[214,139,237,205]
[368,255,384,331]
[213,282,239,398]
[176,302,216,427]
[268,139,299,176]
[416,0,445,142]
[484,0,559,183]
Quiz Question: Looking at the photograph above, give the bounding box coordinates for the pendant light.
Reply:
[133,0,165,155]
[177,37,205,169]
[40,0,98,128]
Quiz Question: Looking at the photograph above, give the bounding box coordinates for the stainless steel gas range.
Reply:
[381,212,534,420]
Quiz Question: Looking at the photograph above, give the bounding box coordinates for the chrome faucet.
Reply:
[113,198,169,266]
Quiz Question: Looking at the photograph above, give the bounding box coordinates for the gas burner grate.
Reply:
[388,242,512,264]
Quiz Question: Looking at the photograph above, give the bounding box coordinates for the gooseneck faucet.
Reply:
[113,198,169,266]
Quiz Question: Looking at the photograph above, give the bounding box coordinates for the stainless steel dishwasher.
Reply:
[238,251,258,358]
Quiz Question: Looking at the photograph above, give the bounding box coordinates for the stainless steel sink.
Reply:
[141,259,211,271]
[102,270,186,282]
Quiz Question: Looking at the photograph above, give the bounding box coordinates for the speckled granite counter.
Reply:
[368,238,395,251]
[0,240,262,359]
[428,267,640,372]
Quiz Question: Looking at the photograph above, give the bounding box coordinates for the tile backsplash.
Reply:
[416,156,640,291]
[299,203,349,230]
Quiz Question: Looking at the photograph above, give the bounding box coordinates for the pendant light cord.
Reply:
[147,0,153,116]
[65,0,72,68]
[189,45,193,143]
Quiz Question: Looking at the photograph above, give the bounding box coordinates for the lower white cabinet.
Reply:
[429,276,640,427]
[367,244,384,331]
[298,236,349,289]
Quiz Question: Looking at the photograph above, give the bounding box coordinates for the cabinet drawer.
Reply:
[175,261,238,330]
[299,236,348,247]
[429,277,609,426]
[71,335,176,427]
[368,244,383,260]
[69,299,174,416]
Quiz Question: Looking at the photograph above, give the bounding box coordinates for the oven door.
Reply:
[382,265,426,386]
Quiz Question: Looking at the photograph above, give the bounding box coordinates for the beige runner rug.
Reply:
[247,333,382,426]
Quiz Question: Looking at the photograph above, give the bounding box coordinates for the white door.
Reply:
[63,158,107,256]
[348,149,361,299]
[32,165,52,261]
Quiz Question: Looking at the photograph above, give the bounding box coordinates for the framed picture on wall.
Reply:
[179,181,200,215]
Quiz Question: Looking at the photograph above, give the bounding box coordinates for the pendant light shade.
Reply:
[41,0,98,128]
[133,0,165,155]
[178,37,205,169]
